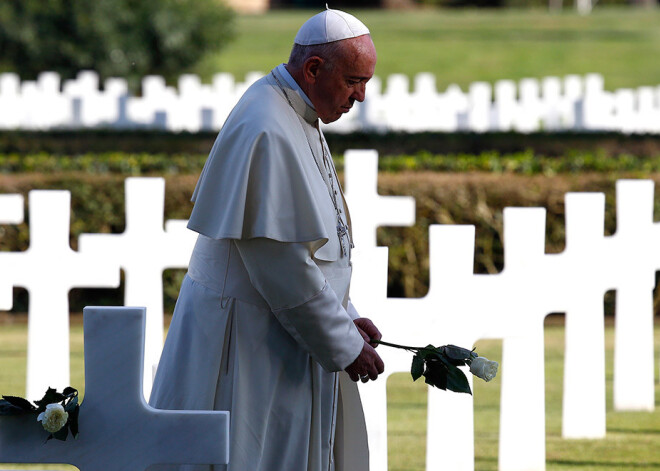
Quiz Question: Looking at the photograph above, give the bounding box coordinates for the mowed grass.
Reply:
[195,7,660,91]
[0,316,658,470]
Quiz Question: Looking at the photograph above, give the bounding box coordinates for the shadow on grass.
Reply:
[607,427,660,436]
[548,460,660,468]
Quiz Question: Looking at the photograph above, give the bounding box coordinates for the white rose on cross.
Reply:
[37,403,69,433]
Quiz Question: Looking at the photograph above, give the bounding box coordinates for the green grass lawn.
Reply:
[194,7,660,92]
[0,316,658,470]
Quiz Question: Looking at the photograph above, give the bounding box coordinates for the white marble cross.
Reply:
[0,191,119,400]
[344,149,415,249]
[608,180,657,411]
[346,153,659,471]
[79,178,197,399]
[558,193,608,439]
[0,306,229,470]
[344,149,416,471]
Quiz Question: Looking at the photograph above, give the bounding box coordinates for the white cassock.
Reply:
[149,64,369,471]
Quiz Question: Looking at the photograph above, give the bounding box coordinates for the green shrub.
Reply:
[2,167,659,315]
[2,131,660,159]
[2,149,660,176]
[0,0,235,89]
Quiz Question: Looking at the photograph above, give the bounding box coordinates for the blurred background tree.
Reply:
[0,0,235,90]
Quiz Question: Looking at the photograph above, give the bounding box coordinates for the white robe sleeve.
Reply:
[346,299,360,321]
[234,238,364,372]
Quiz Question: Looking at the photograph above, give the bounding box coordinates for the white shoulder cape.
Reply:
[188,68,341,262]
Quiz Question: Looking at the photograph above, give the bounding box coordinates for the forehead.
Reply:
[336,36,377,77]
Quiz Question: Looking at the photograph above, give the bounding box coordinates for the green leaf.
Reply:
[443,345,473,364]
[62,387,78,399]
[52,425,69,441]
[411,354,424,381]
[422,360,448,390]
[34,388,65,410]
[0,395,36,413]
[68,405,80,439]
[445,365,472,395]
[418,345,441,360]
[64,395,78,413]
[0,399,31,416]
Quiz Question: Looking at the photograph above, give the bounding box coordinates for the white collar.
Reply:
[278,63,315,110]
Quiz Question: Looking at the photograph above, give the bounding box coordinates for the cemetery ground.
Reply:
[0,314,658,471]
[198,7,660,92]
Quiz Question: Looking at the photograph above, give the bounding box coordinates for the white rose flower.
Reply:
[469,356,499,382]
[37,403,69,433]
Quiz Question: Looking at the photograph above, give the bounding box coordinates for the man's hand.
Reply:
[353,317,382,348]
[345,340,384,383]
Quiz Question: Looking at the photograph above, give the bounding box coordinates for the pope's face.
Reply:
[309,36,377,124]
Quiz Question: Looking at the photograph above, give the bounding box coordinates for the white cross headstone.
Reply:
[63,71,102,128]
[344,150,415,249]
[411,73,442,132]
[609,180,656,411]
[613,88,636,134]
[541,76,562,130]
[493,79,517,131]
[343,149,414,471]
[516,78,542,133]
[423,224,478,471]
[636,86,659,133]
[498,207,548,471]
[359,77,387,133]
[445,84,469,131]
[0,306,229,470]
[467,82,492,133]
[211,73,237,128]
[381,74,412,131]
[0,73,22,129]
[562,74,583,128]
[0,191,119,401]
[36,72,68,129]
[79,178,197,399]
[559,193,607,439]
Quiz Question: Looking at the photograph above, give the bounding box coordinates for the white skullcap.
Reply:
[294,6,370,46]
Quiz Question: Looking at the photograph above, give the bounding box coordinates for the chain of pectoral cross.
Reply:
[314,126,353,257]
[271,70,353,257]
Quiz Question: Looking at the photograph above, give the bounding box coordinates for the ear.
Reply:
[302,56,324,84]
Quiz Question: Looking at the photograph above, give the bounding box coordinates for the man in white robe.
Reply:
[149,8,384,471]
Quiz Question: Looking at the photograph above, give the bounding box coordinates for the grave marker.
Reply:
[0,191,118,400]
[0,306,229,470]
[79,178,197,399]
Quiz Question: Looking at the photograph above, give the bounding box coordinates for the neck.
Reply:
[285,64,313,103]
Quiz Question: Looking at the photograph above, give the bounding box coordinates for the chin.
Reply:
[321,112,344,125]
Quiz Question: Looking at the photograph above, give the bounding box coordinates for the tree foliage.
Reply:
[0,0,235,86]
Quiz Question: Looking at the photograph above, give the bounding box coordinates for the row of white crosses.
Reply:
[0,180,196,401]
[0,71,262,132]
[346,151,657,471]
[0,150,657,470]
[2,70,660,133]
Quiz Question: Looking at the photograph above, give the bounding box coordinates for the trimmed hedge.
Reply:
[2,169,659,315]
[3,149,660,176]
[2,130,660,158]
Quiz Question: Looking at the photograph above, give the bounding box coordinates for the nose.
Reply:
[352,82,366,102]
